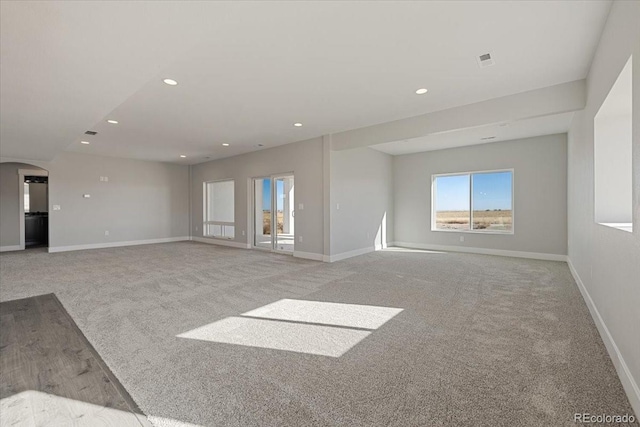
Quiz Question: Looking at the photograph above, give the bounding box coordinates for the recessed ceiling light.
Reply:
[222,143,230,147]
[293,122,303,127]
[180,155,186,158]
[107,120,118,124]
[415,88,428,95]
[163,78,178,86]
[80,141,90,145]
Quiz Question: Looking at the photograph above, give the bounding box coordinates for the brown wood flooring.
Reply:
[0,293,148,426]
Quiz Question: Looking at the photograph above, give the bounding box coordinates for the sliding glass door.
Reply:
[253,174,294,253]
[253,177,272,249]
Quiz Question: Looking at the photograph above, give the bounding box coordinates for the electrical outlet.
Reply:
[336,203,340,210]
[298,203,304,210]
[242,230,245,236]
[104,230,109,236]
[195,226,198,231]
[459,236,464,242]
[53,205,61,211]
[298,236,303,243]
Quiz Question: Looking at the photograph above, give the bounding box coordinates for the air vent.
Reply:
[481,136,496,141]
[477,52,495,68]
[84,130,97,135]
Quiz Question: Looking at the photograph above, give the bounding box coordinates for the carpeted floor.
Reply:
[0,242,636,426]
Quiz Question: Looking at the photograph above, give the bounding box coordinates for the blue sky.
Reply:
[435,172,512,211]
[261,179,284,210]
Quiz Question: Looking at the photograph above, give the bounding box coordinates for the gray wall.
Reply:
[0,162,47,248]
[0,153,190,250]
[567,0,640,412]
[393,134,568,255]
[48,152,189,248]
[330,147,394,255]
[191,137,325,256]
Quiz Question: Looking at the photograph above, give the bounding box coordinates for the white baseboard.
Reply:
[567,259,640,418]
[48,236,190,253]
[0,245,22,253]
[391,241,567,262]
[326,246,376,263]
[293,251,324,262]
[192,236,251,249]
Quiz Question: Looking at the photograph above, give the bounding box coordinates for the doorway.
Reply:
[253,174,294,253]
[24,176,49,248]
[18,168,49,250]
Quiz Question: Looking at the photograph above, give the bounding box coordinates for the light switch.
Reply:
[83,194,91,198]
[298,203,304,210]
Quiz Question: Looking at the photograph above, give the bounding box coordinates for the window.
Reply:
[204,180,235,239]
[594,56,632,232]
[432,170,513,233]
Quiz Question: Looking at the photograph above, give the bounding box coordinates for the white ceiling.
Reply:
[370,112,575,156]
[0,1,611,164]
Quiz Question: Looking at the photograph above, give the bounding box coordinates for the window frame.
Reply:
[431,168,515,235]
[203,179,235,240]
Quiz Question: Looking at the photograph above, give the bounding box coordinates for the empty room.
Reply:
[0,1,638,426]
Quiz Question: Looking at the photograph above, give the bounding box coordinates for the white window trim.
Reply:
[203,179,235,240]
[431,168,515,235]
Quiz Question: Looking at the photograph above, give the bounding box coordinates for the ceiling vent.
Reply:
[477,53,495,68]
[84,130,97,135]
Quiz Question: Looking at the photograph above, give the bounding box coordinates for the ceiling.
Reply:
[1,1,611,164]
[370,112,575,156]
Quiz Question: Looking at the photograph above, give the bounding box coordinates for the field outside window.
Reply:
[432,170,513,234]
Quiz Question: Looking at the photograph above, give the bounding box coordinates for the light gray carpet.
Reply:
[0,242,636,426]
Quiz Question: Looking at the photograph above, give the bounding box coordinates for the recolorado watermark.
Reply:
[574,413,635,424]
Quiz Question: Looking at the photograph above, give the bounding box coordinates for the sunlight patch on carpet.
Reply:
[177,299,403,357]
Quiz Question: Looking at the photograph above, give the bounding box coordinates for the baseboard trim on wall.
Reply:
[192,236,251,249]
[293,251,324,262]
[391,241,568,262]
[567,259,640,418]
[48,237,190,253]
[0,245,22,253]
[326,246,376,263]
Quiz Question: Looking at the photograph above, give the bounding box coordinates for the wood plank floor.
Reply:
[0,293,148,426]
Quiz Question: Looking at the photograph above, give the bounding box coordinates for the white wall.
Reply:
[567,0,640,415]
[190,137,325,256]
[0,153,190,251]
[594,113,633,224]
[330,147,394,256]
[394,134,568,257]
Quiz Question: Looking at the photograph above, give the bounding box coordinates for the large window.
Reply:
[204,180,235,239]
[432,170,513,233]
